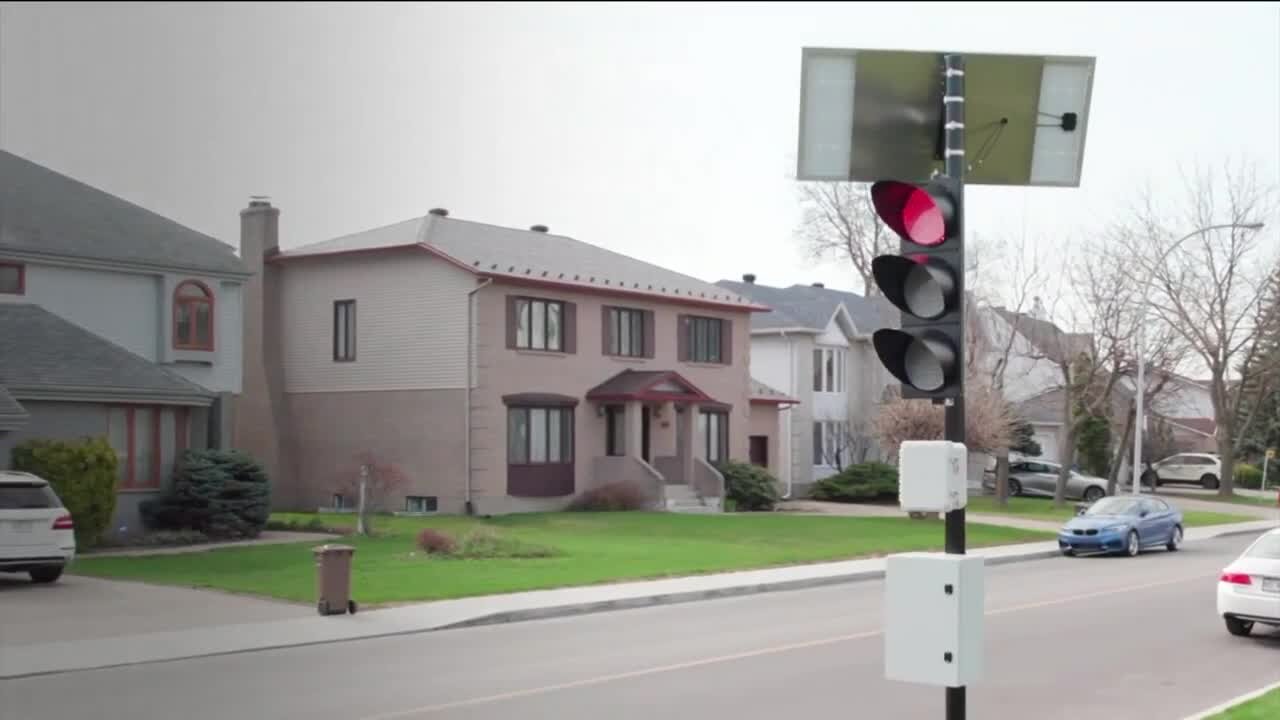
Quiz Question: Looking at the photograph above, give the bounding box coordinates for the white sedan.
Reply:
[0,470,76,583]
[1217,527,1280,637]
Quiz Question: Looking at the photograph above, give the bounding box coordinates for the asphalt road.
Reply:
[3,533,1279,720]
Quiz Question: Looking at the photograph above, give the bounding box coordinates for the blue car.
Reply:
[1058,496,1185,557]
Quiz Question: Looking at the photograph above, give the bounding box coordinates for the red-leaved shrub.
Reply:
[416,528,456,555]
[567,481,649,512]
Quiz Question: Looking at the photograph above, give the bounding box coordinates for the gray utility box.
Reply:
[884,552,985,688]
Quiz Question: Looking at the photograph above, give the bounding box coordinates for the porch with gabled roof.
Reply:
[585,369,726,513]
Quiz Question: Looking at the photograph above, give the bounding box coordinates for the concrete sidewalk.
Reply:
[3,519,1272,681]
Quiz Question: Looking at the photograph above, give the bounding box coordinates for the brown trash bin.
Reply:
[313,544,358,616]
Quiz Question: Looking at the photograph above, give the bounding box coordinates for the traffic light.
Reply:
[869,176,964,400]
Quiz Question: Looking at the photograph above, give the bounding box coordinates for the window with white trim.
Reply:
[812,420,850,467]
[812,347,846,393]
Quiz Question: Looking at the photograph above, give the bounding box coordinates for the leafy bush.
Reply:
[140,449,272,539]
[719,461,781,512]
[96,530,211,549]
[567,481,649,512]
[11,437,119,548]
[810,462,899,502]
[416,528,456,555]
[1235,463,1264,489]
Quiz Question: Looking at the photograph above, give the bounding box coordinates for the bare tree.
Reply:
[334,450,410,536]
[795,182,892,296]
[1122,159,1279,497]
[818,420,875,471]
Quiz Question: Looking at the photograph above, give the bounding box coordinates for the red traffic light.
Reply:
[870,180,956,247]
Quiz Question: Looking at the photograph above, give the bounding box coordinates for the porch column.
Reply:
[625,401,644,461]
[680,402,700,487]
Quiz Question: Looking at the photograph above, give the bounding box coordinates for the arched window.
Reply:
[173,280,214,350]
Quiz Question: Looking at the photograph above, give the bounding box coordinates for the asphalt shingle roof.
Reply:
[278,214,766,311]
[714,280,898,334]
[749,378,798,403]
[0,150,247,276]
[0,304,213,402]
[0,385,28,428]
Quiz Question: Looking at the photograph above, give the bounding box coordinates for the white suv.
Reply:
[0,471,77,583]
[1146,453,1223,490]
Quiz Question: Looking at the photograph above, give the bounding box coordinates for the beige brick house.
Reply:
[234,203,795,516]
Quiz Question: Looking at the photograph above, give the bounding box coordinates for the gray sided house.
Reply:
[0,149,250,537]
[715,276,899,497]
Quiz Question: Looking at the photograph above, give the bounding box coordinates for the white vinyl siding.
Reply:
[281,253,473,392]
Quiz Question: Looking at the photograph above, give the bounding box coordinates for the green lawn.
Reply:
[1208,686,1280,719]
[965,496,1256,528]
[1160,489,1279,509]
[71,512,1051,606]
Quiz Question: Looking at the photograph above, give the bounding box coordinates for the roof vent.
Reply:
[530,224,549,233]
[811,282,825,288]
[742,273,756,284]
[428,208,449,217]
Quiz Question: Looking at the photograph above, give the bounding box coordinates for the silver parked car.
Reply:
[983,458,1110,503]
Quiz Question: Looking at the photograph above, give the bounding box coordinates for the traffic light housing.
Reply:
[869,177,964,400]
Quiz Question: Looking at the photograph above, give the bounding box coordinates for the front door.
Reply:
[749,435,768,467]
[641,406,652,463]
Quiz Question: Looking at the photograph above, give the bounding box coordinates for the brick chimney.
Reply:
[235,197,291,503]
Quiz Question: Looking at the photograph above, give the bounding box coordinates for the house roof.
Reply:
[749,378,799,405]
[0,150,248,277]
[273,213,767,312]
[991,307,1092,363]
[714,280,898,335]
[0,385,29,431]
[0,304,214,405]
[585,369,720,406]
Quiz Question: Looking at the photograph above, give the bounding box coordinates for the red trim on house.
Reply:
[173,279,215,351]
[267,242,771,313]
[749,396,800,406]
[0,261,25,295]
[148,409,163,489]
[585,370,717,404]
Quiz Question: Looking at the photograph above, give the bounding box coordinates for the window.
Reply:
[812,347,846,392]
[605,405,626,456]
[173,280,214,350]
[0,262,24,295]
[606,307,646,357]
[405,496,438,513]
[686,316,723,363]
[699,410,728,464]
[812,420,850,466]
[333,300,357,361]
[332,494,349,510]
[508,407,574,464]
[515,298,564,351]
[107,406,190,490]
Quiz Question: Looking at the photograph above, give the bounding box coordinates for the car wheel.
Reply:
[1225,615,1253,637]
[1201,474,1220,490]
[1142,470,1159,488]
[1125,530,1140,557]
[1008,479,1022,497]
[1083,486,1105,503]
[1166,525,1183,552]
[29,566,63,584]
[1061,547,1075,557]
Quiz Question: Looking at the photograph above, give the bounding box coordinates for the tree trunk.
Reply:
[1218,409,1236,498]
[1107,402,1136,496]
[995,449,1010,507]
[1054,390,1075,508]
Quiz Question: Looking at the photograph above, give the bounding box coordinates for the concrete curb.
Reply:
[436,548,1066,631]
[1182,678,1280,719]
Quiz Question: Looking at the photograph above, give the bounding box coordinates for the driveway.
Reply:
[0,573,305,648]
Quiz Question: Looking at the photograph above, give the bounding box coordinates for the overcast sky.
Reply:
[2,2,1277,301]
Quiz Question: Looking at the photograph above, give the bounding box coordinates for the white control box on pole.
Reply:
[884,552,985,688]
[898,440,969,514]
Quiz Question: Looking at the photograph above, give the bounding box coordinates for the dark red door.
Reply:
[749,435,768,467]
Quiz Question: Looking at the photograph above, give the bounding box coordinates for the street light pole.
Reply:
[1130,221,1265,495]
